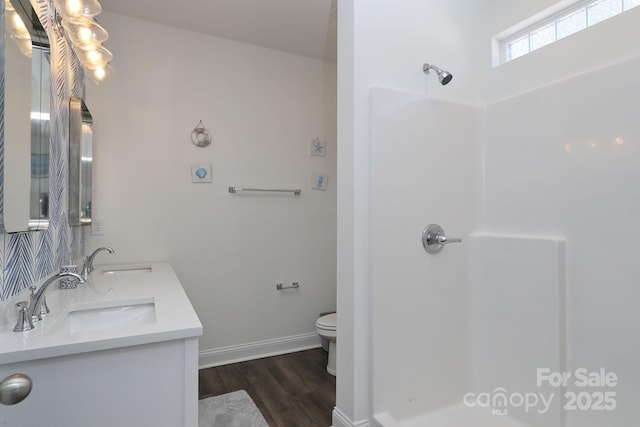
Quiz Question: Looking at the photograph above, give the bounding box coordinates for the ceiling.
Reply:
[99,0,337,63]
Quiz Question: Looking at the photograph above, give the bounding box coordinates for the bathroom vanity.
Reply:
[0,263,202,427]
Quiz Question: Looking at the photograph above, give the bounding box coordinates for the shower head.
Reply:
[423,63,453,85]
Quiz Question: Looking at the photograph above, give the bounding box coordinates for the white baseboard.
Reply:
[333,407,371,427]
[199,332,322,368]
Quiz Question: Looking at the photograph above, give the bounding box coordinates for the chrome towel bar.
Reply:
[228,187,301,195]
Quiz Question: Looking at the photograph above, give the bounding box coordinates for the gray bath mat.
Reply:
[199,390,269,427]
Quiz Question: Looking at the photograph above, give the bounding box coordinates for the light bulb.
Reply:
[94,67,106,80]
[63,18,109,48]
[87,49,100,62]
[78,27,92,43]
[67,0,82,16]
[84,63,114,84]
[77,43,113,68]
[54,0,102,19]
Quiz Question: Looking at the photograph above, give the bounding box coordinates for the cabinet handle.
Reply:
[0,373,32,405]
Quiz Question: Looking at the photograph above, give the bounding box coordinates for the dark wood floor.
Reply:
[199,348,336,427]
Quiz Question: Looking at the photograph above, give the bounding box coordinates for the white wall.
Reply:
[86,13,337,363]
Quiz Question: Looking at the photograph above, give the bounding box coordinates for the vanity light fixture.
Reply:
[52,0,113,84]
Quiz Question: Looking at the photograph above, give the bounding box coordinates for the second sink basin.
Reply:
[101,265,152,276]
[47,299,156,336]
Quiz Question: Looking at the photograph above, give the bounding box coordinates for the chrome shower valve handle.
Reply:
[422,224,462,254]
[435,234,462,245]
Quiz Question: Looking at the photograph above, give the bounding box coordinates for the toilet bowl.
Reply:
[316,313,337,376]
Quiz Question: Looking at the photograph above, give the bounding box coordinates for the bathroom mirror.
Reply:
[68,97,93,226]
[1,0,51,232]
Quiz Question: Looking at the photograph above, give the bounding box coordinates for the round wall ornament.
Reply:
[191,120,212,147]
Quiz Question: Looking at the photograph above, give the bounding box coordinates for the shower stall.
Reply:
[368,52,640,427]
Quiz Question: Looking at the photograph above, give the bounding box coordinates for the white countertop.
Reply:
[0,262,202,365]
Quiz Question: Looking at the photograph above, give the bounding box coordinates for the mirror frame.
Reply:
[68,97,93,226]
[1,0,51,232]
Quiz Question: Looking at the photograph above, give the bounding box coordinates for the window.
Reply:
[499,0,640,64]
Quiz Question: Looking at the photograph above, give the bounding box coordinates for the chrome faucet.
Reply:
[27,271,86,323]
[81,247,115,279]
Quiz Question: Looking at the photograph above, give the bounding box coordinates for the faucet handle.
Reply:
[13,302,34,332]
[29,286,49,321]
[38,296,50,318]
[80,256,89,278]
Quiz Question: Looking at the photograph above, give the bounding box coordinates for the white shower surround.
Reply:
[369,87,476,421]
[337,1,640,426]
[368,49,640,427]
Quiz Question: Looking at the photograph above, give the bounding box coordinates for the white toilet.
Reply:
[316,313,337,376]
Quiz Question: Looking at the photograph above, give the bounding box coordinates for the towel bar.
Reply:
[229,187,301,195]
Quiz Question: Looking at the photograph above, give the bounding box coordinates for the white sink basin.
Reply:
[47,299,156,335]
[101,265,152,276]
